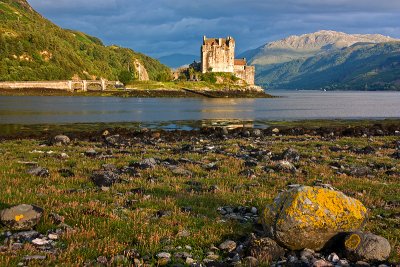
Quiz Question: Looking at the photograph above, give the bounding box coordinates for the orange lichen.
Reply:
[276,186,367,231]
[15,214,24,222]
[345,233,361,250]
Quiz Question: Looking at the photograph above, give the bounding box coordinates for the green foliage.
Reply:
[118,70,134,85]
[0,0,171,82]
[201,72,217,83]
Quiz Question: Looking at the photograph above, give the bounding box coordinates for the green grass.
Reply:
[0,129,399,265]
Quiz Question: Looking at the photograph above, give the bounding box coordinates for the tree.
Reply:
[118,70,134,85]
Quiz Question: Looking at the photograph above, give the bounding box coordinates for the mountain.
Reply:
[0,0,171,82]
[158,53,199,69]
[240,30,400,90]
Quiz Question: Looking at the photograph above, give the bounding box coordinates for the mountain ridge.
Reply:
[240,30,400,90]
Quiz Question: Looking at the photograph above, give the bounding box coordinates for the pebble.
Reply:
[218,240,236,252]
[23,255,46,261]
[157,252,171,259]
[32,238,50,246]
[48,233,58,240]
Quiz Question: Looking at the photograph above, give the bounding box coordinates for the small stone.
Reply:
[0,204,43,231]
[60,153,69,159]
[275,160,297,173]
[53,135,70,146]
[313,259,333,267]
[23,255,46,261]
[32,238,50,246]
[247,236,285,263]
[253,129,262,137]
[186,257,195,265]
[272,128,280,134]
[91,170,120,187]
[85,148,97,157]
[251,207,257,214]
[218,240,236,252]
[27,167,49,177]
[327,253,339,263]
[97,256,108,265]
[206,254,219,260]
[157,252,171,259]
[281,148,300,162]
[10,230,40,242]
[48,234,58,240]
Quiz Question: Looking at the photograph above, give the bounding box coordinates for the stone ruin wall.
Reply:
[0,81,71,90]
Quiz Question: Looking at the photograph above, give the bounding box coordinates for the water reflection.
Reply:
[0,91,399,125]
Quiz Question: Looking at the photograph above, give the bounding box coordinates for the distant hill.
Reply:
[158,54,199,69]
[0,0,171,81]
[240,30,400,90]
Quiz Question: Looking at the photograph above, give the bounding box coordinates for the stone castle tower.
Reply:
[200,36,255,85]
[201,36,235,73]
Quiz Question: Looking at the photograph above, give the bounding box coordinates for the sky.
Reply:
[28,0,400,58]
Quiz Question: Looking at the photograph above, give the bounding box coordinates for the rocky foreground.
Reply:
[0,123,399,266]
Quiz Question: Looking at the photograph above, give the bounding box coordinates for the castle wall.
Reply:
[234,65,255,85]
[0,81,71,90]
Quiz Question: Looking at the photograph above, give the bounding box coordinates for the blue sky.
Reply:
[28,0,400,57]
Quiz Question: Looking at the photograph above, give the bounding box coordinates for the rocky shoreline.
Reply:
[0,122,399,266]
[0,88,272,98]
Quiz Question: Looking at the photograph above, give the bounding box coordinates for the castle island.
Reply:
[200,36,255,85]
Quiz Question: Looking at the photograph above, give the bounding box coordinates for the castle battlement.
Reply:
[200,36,255,85]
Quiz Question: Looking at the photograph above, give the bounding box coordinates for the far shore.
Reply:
[0,87,273,98]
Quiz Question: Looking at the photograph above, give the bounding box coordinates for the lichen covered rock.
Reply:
[0,204,43,230]
[344,232,391,262]
[262,186,367,251]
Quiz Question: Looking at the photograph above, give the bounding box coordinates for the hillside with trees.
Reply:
[0,0,171,82]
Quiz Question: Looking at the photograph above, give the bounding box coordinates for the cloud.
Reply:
[27,0,400,57]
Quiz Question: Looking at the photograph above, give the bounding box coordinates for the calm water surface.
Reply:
[0,91,399,125]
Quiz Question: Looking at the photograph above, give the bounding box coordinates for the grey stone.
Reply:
[247,236,285,263]
[27,167,49,177]
[0,204,43,231]
[344,232,391,262]
[281,148,300,162]
[85,148,97,157]
[219,240,237,252]
[23,255,46,261]
[157,252,171,259]
[10,230,40,242]
[53,135,70,146]
[275,160,297,173]
[91,170,120,187]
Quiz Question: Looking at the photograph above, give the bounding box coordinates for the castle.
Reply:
[201,36,255,85]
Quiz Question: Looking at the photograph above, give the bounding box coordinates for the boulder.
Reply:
[247,236,285,263]
[0,204,43,230]
[53,135,70,146]
[344,232,391,262]
[261,186,367,251]
[91,170,121,187]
